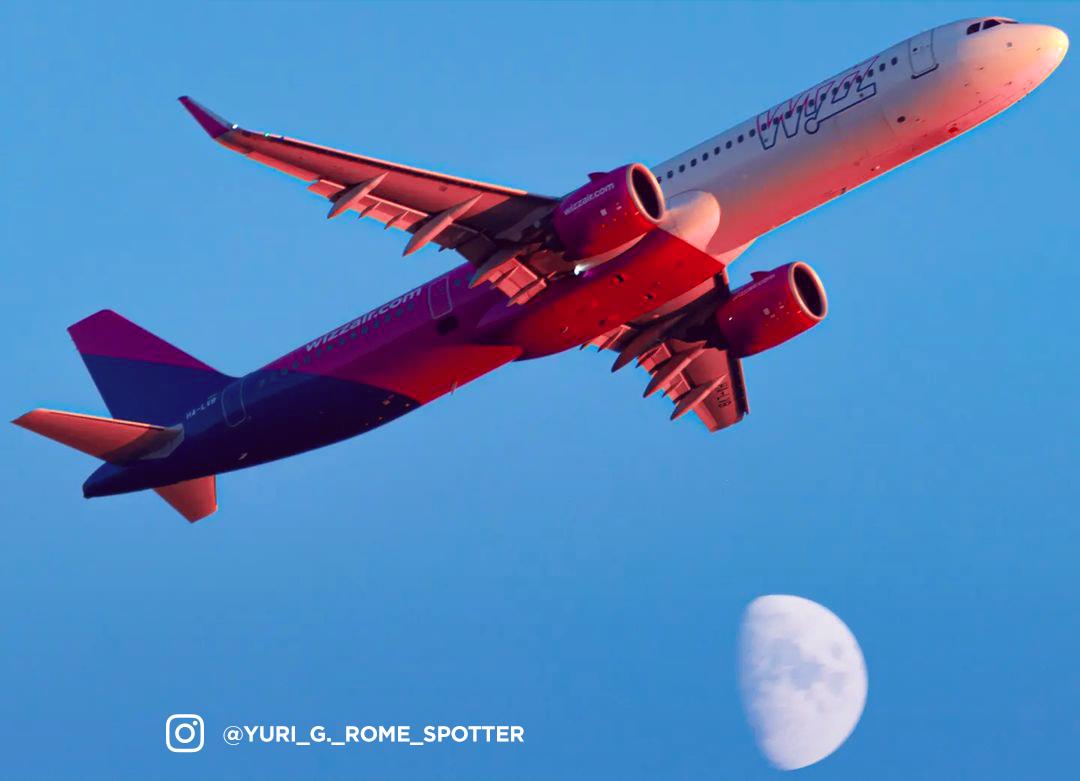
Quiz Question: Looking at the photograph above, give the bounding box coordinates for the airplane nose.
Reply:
[1031,23,1069,69]
[1047,26,1069,59]
[999,23,1070,86]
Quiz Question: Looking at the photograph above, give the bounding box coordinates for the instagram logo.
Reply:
[166,714,205,753]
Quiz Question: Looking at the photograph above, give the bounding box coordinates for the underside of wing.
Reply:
[587,272,750,433]
[179,97,561,302]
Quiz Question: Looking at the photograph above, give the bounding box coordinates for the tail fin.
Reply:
[13,409,218,522]
[68,310,233,426]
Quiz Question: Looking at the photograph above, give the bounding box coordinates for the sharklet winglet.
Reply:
[178,96,235,139]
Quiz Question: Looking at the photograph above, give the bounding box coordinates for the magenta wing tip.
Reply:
[178,96,233,139]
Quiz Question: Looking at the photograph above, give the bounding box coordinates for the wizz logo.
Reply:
[757,56,879,150]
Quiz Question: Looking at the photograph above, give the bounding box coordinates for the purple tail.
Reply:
[68,310,233,426]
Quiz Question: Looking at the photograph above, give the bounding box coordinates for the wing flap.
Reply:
[678,346,749,432]
[590,270,750,433]
[308,178,430,233]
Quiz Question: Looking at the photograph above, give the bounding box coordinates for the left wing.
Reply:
[586,274,750,433]
[179,97,561,301]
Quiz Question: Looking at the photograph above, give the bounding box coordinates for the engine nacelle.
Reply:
[552,163,665,260]
[715,262,827,357]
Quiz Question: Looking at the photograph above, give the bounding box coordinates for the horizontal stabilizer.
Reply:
[14,409,216,523]
[12,409,179,463]
[155,476,217,523]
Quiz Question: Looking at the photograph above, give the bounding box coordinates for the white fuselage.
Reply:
[653,17,1068,261]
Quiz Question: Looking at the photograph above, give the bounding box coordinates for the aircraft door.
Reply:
[428,276,453,319]
[221,377,248,427]
[908,30,938,78]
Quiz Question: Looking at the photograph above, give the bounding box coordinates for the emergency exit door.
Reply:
[908,30,938,78]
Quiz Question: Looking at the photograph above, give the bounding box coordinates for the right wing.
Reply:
[586,274,750,433]
[179,97,561,302]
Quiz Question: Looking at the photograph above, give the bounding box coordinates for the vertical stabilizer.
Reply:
[67,310,233,425]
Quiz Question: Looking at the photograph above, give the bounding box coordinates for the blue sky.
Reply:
[2,2,1077,778]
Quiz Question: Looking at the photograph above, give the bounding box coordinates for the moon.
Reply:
[737,595,868,770]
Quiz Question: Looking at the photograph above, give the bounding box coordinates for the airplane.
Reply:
[13,17,1068,522]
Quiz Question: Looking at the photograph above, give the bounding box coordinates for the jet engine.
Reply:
[714,262,827,357]
[552,163,665,260]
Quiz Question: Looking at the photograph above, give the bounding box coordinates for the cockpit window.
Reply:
[967,17,1016,35]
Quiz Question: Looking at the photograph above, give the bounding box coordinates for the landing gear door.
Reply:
[908,30,938,78]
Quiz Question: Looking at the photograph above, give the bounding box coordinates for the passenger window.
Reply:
[983,19,1000,30]
[678,164,685,172]
[667,171,673,179]
[966,22,980,34]
[737,134,744,143]
[690,158,696,167]
[725,140,732,149]
[878,63,885,71]
[891,56,898,65]
[749,128,756,137]
[702,152,708,161]
[714,146,721,154]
